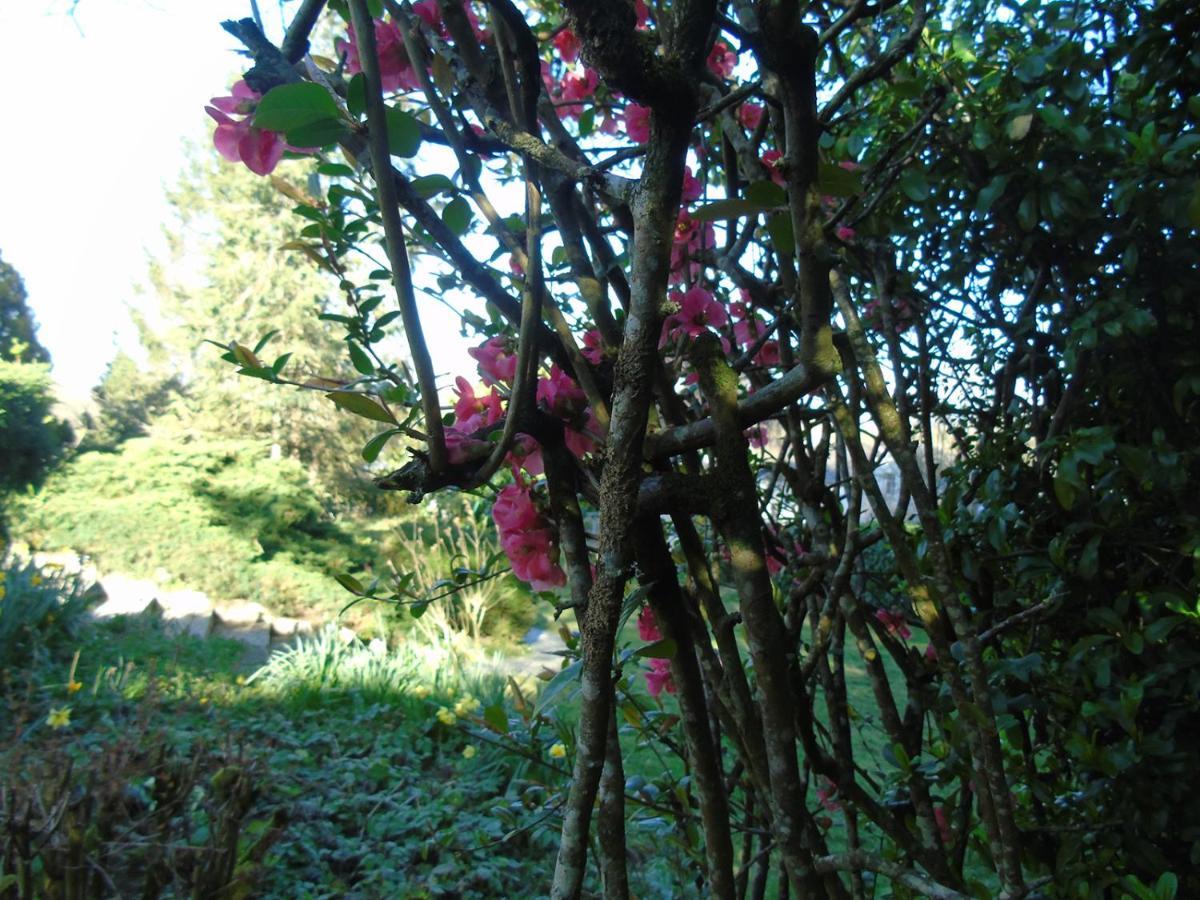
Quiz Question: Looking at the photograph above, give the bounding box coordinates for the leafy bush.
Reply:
[8,437,374,619]
[0,362,71,499]
[0,558,93,679]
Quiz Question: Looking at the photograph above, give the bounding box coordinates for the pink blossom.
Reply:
[816,777,841,812]
[670,211,715,283]
[681,166,703,204]
[925,643,938,662]
[508,254,525,277]
[553,27,581,63]
[443,427,490,465]
[413,0,441,30]
[624,103,651,143]
[492,483,542,533]
[564,412,602,459]
[339,19,419,93]
[557,67,599,119]
[537,366,586,419]
[934,806,952,844]
[738,102,764,131]
[581,329,606,365]
[731,304,781,367]
[645,658,676,697]
[874,608,912,640]
[706,40,737,79]
[638,606,662,642]
[659,286,728,348]
[206,82,293,176]
[746,424,769,450]
[507,434,544,477]
[761,149,786,187]
[452,376,504,433]
[469,336,519,385]
[839,159,860,171]
[501,528,567,591]
[835,225,856,242]
[635,0,650,28]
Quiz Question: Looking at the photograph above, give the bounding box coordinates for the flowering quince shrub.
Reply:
[205,1,1200,897]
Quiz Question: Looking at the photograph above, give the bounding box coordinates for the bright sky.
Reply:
[0,1,260,401]
[0,1,480,407]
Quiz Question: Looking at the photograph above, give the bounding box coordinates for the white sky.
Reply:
[0,1,264,400]
[0,0,484,405]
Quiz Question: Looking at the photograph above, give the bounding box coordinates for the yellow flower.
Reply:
[47,706,71,729]
[66,680,82,695]
[411,684,431,699]
[199,697,209,706]
[548,742,567,759]
[0,584,6,601]
[453,696,480,717]
[235,675,247,686]
[462,745,477,760]
[436,707,456,726]
[30,574,43,587]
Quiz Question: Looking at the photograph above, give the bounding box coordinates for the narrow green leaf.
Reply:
[326,391,397,424]
[692,198,770,222]
[347,73,367,118]
[253,330,280,354]
[348,341,375,375]
[634,638,677,659]
[362,429,400,462]
[411,174,455,199]
[335,573,365,595]
[534,659,583,716]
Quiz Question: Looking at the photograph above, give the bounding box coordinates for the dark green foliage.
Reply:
[0,560,94,677]
[81,351,182,450]
[0,362,72,497]
[9,437,371,619]
[0,249,48,365]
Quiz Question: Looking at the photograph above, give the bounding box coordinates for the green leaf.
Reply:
[442,196,473,235]
[335,573,365,595]
[483,704,508,734]
[253,330,280,354]
[286,118,347,149]
[385,106,422,158]
[634,638,677,659]
[534,659,582,716]
[1015,53,1045,84]
[818,162,862,197]
[326,391,397,424]
[979,176,1008,218]
[271,352,292,375]
[318,162,356,178]
[578,107,595,137]
[899,169,930,201]
[347,341,375,375]
[1053,472,1077,510]
[375,310,402,328]
[691,198,769,221]
[766,212,794,252]
[411,174,455,199]
[362,429,400,462]
[255,82,341,133]
[1007,113,1034,141]
[347,73,367,118]
[745,180,787,207]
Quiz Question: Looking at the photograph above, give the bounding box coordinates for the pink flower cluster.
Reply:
[706,40,737,79]
[874,608,912,640]
[646,658,676,698]
[339,19,420,92]
[670,211,715,283]
[862,296,919,333]
[731,294,781,368]
[206,81,296,176]
[492,483,566,591]
[659,286,728,349]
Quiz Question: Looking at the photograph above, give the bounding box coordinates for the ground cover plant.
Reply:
[180,0,1200,896]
